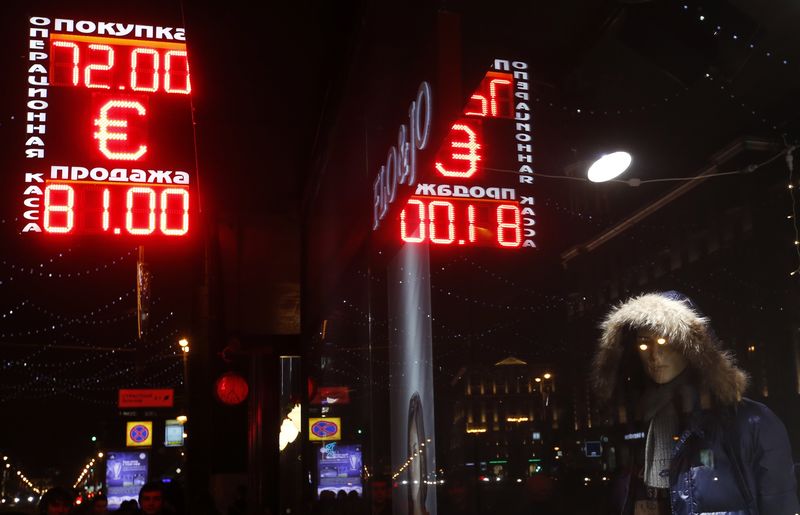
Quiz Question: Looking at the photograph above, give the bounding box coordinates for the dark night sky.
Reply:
[2,0,800,491]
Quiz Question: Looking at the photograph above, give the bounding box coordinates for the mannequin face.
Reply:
[636,329,688,384]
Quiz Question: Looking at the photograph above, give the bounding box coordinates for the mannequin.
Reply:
[593,291,799,515]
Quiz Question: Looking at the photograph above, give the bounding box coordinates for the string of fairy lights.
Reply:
[4,293,133,323]
[0,304,183,404]
[0,314,177,371]
[526,0,797,133]
[676,2,793,68]
[784,145,800,277]
[0,247,137,283]
[0,361,183,406]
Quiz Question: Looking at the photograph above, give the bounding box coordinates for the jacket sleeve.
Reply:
[750,404,800,514]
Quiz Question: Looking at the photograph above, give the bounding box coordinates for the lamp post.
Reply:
[178,338,190,468]
[179,337,190,394]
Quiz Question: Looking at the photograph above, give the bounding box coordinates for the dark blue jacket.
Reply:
[619,399,799,515]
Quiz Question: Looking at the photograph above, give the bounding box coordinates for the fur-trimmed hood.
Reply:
[592,291,748,406]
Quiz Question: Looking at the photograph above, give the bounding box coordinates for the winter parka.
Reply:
[593,291,800,515]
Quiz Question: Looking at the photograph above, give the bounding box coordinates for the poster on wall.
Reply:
[106,451,149,509]
[316,443,363,497]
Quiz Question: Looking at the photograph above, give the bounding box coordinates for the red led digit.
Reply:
[428,201,455,244]
[93,100,148,160]
[467,204,476,242]
[496,204,522,247]
[435,123,481,178]
[489,78,512,117]
[164,50,191,95]
[126,187,156,235]
[43,184,75,233]
[52,41,80,86]
[160,188,190,236]
[102,188,110,231]
[465,94,488,117]
[85,44,114,89]
[130,48,159,92]
[400,199,426,243]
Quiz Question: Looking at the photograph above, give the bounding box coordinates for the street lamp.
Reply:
[586,152,633,182]
[587,151,632,182]
[178,338,189,352]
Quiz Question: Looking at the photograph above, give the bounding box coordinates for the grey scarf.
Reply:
[639,370,696,489]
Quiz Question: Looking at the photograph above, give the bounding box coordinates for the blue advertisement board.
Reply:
[317,443,363,497]
[105,451,149,509]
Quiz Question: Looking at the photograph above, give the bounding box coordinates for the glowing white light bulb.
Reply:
[587,151,632,182]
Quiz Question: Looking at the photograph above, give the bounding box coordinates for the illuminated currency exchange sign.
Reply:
[21,16,194,238]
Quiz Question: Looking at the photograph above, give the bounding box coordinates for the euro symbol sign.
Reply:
[93,100,148,160]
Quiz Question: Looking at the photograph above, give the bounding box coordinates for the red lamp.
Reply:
[215,371,249,405]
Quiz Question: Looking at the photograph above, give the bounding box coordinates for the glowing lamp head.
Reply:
[587,151,632,183]
[178,338,189,348]
[176,415,188,424]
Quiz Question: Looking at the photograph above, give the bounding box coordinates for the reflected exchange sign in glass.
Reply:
[394,60,537,249]
[106,451,149,510]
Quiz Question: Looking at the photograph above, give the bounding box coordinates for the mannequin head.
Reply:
[636,328,688,384]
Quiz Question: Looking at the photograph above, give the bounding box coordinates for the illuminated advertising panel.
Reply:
[21,16,194,239]
[105,451,148,509]
[396,60,535,249]
[164,419,184,447]
[316,443,363,497]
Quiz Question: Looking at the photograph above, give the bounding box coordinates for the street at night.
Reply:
[2,1,800,514]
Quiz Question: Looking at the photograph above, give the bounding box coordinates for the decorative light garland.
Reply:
[0,248,136,284]
[0,317,178,372]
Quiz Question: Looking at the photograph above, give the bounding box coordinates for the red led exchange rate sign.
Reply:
[380,61,535,249]
[21,16,194,238]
